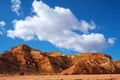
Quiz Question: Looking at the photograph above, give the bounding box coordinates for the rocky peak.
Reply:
[92,52,112,59]
[11,44,31,54]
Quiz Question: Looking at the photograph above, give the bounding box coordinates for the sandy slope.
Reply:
[0,74,120,80]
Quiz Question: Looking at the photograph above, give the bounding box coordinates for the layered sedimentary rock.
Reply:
[0,44,119,75]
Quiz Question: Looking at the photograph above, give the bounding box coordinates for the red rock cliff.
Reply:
[0,44,119,75]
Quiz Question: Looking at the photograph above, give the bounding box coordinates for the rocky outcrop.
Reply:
[61,53,117,74]
[0,44,120,75]
[114,60,120,73]
[0,51,18,73]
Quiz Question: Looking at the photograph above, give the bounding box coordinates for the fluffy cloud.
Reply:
[108,38,116,45]
[11,0,21,16]
[7,0,115,52]
[0,21,6,35]
[0,21,6,27]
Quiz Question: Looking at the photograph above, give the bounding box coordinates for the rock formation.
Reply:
[0,44,120,75]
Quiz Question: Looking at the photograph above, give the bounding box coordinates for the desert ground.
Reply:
[0,74,120,80]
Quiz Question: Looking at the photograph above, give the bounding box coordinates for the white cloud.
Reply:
[0,21,6,35]
[0,21,6,27]
[11,0,21,16]
[108,38,116,45]
[7,0,115,52]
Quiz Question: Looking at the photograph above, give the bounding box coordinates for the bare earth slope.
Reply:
[0,44,120,75]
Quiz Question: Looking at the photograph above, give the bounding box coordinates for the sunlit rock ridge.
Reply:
[0,44,120,75]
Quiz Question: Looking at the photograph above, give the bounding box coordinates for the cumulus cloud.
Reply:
[11,0,21,16]
[7,0,115,52]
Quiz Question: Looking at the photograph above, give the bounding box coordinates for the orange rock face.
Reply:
[114,60,120,73]
[0,44,120,75]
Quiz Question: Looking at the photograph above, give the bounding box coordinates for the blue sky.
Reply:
[0,0,120,60]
